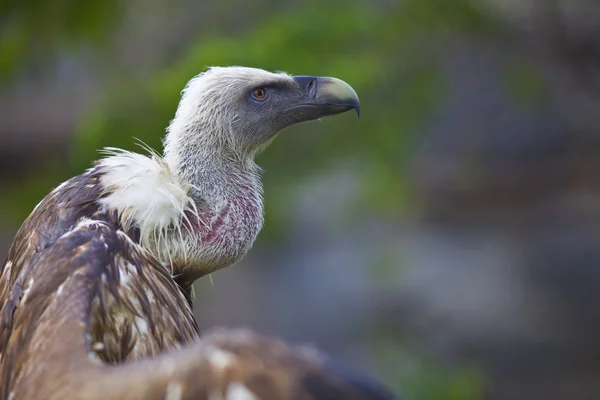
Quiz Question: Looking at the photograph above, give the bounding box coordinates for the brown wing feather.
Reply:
[1,170,106,342]
[0,219,199,399]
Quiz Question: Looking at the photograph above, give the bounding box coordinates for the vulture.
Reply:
[0,67,397,399]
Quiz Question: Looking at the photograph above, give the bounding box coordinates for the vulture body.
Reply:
[0,67,397,399]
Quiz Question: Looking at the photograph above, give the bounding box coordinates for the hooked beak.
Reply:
[289,76,361,121]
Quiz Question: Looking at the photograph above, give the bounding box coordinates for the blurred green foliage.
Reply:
[0,0,123,78]
[373,329,484,400]
[505,61,548,106]
[0,0,502,397]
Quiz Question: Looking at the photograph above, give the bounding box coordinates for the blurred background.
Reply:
[2,0,600,398]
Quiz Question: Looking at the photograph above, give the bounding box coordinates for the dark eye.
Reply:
[251,87,268,101]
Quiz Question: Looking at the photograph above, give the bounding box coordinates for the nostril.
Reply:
[307,79,317,98]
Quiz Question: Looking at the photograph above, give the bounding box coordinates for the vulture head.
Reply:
[164,66,360,160]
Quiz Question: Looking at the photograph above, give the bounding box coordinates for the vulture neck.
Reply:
[159,124,264,282]
[163,136,262,206]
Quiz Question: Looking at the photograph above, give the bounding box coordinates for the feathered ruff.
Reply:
[96,147,204,271]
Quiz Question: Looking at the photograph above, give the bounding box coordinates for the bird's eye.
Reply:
[251,87,268,101]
